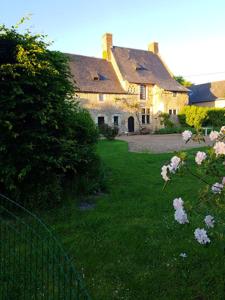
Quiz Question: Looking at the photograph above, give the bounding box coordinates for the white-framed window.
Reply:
[141,108,150,124]
[98,94,105,101]
[140,85,146,100]
[169,109,177,115]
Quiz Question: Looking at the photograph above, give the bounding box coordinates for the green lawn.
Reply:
[43,140,225,300]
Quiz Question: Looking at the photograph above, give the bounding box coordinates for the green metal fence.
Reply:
[0,193,91,300]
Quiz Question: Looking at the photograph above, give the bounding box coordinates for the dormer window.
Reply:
[132,61,147,71]
[136,63,146,71]
[140,85,146,100]
[91,71,100,81]
[91,71,107,81]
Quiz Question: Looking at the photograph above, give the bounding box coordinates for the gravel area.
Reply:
[117,134,212,153]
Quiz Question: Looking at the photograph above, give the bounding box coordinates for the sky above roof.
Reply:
[1,0,225,84]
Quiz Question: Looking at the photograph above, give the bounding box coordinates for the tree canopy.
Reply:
[0,22,102,207]
[174,75,192,87]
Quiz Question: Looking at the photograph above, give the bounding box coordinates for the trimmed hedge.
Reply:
[155,127,196,135]
[178,106,225,129]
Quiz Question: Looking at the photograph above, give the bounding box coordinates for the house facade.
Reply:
[189,80,225,108]
[68,33,189,133]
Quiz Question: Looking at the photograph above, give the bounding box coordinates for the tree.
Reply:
[174,75,192,87]
[0,21,102,208]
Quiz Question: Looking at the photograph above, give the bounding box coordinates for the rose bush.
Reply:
[161,126,225,245]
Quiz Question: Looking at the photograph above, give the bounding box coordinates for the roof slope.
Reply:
[111,46,188,92]
[67,54,125,94]
[189,80,225,104]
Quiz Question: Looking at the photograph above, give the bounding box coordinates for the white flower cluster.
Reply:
[211,181,224,194]
[195,151,207,165]
[182,130,192,142]
[209,126,225,141]
[194,215,214,244]
[208,126,225,156]
[161,156,182,182]
[179,252,187,258]
[209,130,219,141]
[204,215,215,228]
[214,142,225,156]
[172,196,213,244]
[164,127,224,247]
[173,197,189,224]
[194,228,210,244]
[161,165,170,182]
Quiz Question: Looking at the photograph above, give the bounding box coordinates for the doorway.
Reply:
[128,116,134,132]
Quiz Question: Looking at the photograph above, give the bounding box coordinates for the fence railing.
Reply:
[0,193,91,300]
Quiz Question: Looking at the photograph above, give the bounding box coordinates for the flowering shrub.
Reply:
[161,126,225,245]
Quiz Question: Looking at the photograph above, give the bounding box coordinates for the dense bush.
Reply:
[179,106,208,129]
[179,106,225,129]
[177,114,187,127]
[0,23,102,208]
[205,109,225,127]
[99,124,119,140]
[159,113,174,128]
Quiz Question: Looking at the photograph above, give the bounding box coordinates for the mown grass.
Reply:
[43,140,225,300]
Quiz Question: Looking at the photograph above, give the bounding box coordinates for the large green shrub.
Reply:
[99,124,119,140]
[177,114,187,127]
[179,106,225,129]
[0,23,102,208]
[204,109,225,127]
[180,106,208,129]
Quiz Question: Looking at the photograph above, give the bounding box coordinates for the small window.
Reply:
[142,114,146,124]
[140,85,146,100]
[146,115,150,124]
[98,94,105,101]
[98,116,105,126]
[173,92,177,97]
[113,116,119,126]
[169,109,177,115]
[141,108,145,114]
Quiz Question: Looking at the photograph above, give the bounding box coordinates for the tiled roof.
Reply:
[111,46,188,92]
[189,80,225,103]
[67,54,126,94]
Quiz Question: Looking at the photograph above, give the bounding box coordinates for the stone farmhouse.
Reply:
[68,33,189,133]
[189,80,225,108]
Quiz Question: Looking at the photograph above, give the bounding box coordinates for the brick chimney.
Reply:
[102,33,113,61]
[148,42,159,55]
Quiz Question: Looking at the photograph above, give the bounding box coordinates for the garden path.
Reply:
[117,134,212,153]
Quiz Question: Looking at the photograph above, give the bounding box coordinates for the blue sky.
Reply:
[2,0,225,83]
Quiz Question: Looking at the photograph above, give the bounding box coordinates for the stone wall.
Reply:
[76,86,188,133]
